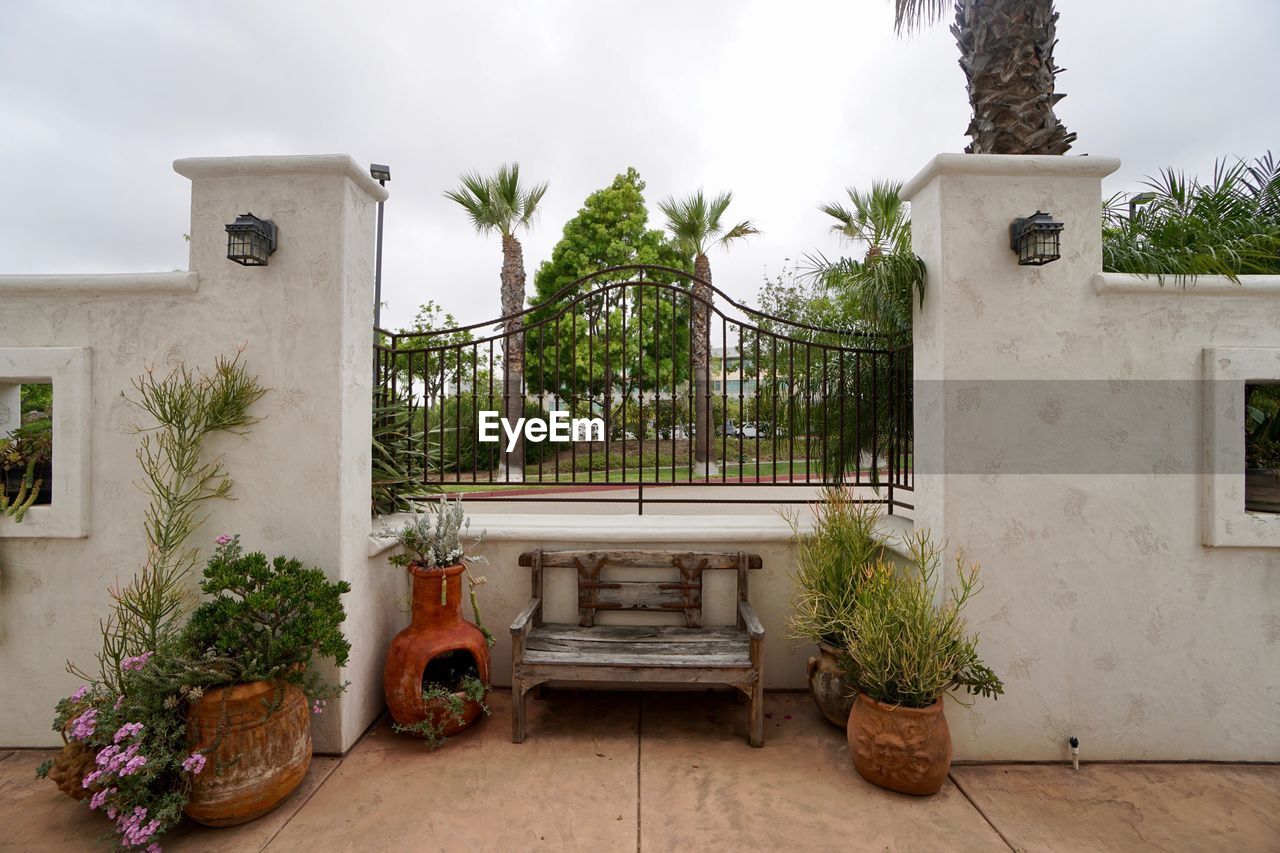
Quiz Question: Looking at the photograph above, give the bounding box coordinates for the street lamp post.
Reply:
[370,164,391,328]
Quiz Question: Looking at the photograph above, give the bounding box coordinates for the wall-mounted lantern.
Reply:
[225,213,277,266]
[1009,211,1063,266]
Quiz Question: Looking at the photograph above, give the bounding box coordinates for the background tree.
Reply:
[527,168,691,446]
[805,181,924,338]
[658,190,758,470]
[445,163,547,480]
[893,0,1076,155]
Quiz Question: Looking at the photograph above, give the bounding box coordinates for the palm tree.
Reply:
[809,180,924,338]
[658,191,758,470]
[446,163,548,480]
[819,180,911,259]
[893,0,1076,155]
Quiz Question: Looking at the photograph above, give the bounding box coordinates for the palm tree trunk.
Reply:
[954,0,1076,155]
[692,253,714,472]
[500,234,526,482]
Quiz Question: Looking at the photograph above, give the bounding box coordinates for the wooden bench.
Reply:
[510,549,766,747]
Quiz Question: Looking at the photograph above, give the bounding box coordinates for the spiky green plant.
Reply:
[1104,152,1280,282]
[70,354,265,690]
[839,531,1003,709]
[788,488,888,647]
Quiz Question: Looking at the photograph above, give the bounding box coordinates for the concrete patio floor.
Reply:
[2,691,1277,852]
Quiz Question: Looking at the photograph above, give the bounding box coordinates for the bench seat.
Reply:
[511,549,765,746]
[522,624,753,669]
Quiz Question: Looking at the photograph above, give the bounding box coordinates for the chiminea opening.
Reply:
[421,648,480,694]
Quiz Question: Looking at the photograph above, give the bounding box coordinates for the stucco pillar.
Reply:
[902,155,1123,759]
[174,156,389,752]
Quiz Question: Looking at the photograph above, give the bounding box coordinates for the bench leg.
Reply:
[512,679,528,744]
[732,688,747,705]
[748,680,764,748]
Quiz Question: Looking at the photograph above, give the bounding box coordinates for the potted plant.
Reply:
[1246,385,1280,513]
[179,534,351,826]
[1,415,53,522]
[787,487,885,727]
[840,532,1003,796]
[380,496,494,747]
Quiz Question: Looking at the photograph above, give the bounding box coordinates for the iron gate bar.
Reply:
[373,265,912,515]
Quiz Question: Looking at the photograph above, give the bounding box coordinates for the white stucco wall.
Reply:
[904,154,1280,761]
[0,155,401,753]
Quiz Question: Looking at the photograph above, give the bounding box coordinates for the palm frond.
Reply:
[660,189,755,256]
[445,163,547,237]
[892,0,949,34]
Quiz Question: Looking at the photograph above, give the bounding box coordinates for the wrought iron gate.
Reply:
[374,265,911,514]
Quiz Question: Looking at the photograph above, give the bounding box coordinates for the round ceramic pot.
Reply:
[806,642,855,728]
[846,693,952,796]
[383,563,491,738]
[1245,468,1280,514]
[184,681,311,827]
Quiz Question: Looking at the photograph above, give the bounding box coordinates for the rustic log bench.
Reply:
[510,549,765,747]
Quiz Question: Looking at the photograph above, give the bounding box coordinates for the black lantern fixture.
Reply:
[1009,211,1063,266]
[224,213,277,266]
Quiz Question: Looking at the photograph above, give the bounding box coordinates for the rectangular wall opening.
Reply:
[1,382,54,516]
[1246,382,1280,514]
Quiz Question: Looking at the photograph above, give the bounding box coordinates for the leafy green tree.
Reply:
[658,190,758,469]
[526,169,691,441]
[446,163,547,479]
[892,0,1075,155]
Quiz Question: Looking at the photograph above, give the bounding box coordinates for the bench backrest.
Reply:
[518,549,762,628]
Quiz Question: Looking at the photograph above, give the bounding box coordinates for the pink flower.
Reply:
[82,770,103,788]
[115,805,160,847]
[118,754,148,777]
[120,652,153,672]
[181,752,206,775]
[114,695,124,710]
[95,744,121,767]
[89,787,116,810]
[113,722,144,744]
[70,684,90,702]
[311,699,325,715]
[68,708,97,741]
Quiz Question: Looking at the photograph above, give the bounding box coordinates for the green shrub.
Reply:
[182,535,351,691]
[788,488,885,647]
[839,532,1003,709]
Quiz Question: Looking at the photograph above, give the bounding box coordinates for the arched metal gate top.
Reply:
[374,264,911,514]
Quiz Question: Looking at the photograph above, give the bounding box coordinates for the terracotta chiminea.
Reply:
[384,563,491,737]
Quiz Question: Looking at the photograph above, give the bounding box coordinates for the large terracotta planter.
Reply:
[807,642,855,728]
[847,693,952,796]
[384,563,491,738]
[184,680,311,827]
[1246,468,1280,513]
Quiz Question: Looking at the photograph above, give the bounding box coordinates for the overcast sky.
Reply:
[2,0,1277,330]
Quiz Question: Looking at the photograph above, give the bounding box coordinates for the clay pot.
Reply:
[47,739,97,801]
[1246,468,1280,514]
[846,693,952,796]
[184,681,311,827]
[806,642,855,728]
[384,563,491,738]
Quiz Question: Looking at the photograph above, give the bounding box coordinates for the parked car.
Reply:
[740,422,759,439]
[722,419,740,437]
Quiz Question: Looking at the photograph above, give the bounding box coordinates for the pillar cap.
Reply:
[173,154,389,202]
[902,153,1121,201]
